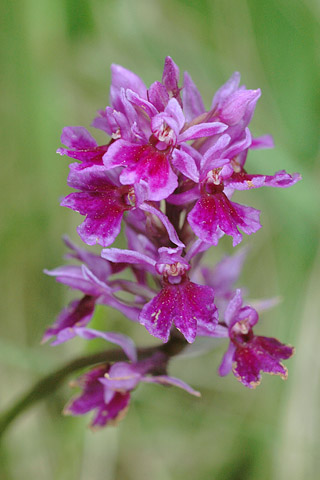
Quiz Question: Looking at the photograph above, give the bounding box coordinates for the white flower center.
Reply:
[206,168,222,185]
[233,319,250,335]
[156,261,188,277]
[111,128,121,140]
[126,188,136,207]
[155,122,175,145]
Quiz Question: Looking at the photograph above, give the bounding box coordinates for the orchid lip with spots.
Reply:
[44,56,300,428]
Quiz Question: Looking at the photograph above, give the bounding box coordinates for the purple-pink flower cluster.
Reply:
[45,57,300,428]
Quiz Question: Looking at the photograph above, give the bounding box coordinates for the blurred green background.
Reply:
[1,0,319,479]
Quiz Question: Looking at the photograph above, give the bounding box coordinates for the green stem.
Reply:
[0,336,186,438]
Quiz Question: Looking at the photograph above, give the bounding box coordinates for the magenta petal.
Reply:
[105,142,178,201]
[212,72,241,109]
[110,64,147,107]
[233,344,287,388]
[255,336,294,361]
[227,201,261,245]
[61,126,98,149]
[43,296,96,345]
[62,192,126,247]
[100,363,142,394]
[178,122,227,142]
[175,282,218,342]
[188,193,261,247]
[139,287,175,342]
[105,106,121,133]
[125,226,157,257]
[226,173,267,191]
[63,235,114,280]
[120,148,178,201]
[62,164,129,247]
[65,365,130,428]
[107,105,139,142]
[218,342,236,376]
[81,265,113,294]
[228,169,301,191]
[231,332,294,388]
[162,56,180,99]
[224,289,243,326]
[92,392,130,428]
[139,203,185,247]
[171,148,199,182]
[143,375,201,397]
[183,72,205,122]
[202,247,248,300]
[185,238,212,262]
[66,163,120,190]
[200,134,231,171]
[56,147,108,164]
[44,265,102,295]
[126,89,158,118]
[260,170,302,188]
[139,281,217,343]
[57,127,108,164]
[103,140,134,169]
[220,89,261,125]
[165,98,185,131]
[91,109,112,135]
[232,347,263,387]
[148,81,170,112]
[77,208,124,247]
[251,134,274,150]
[101,248,156,272]
[188,196,220,245]
[223,128,252,159]
[49,328,80,346]
[65,366,108,417]
[181,143,202,166]
[167,187,200,206]
[99,295,141,323]
[197,323,228,338]
[73,327,137,361]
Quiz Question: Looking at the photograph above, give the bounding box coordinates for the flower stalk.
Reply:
[0,335,187,437]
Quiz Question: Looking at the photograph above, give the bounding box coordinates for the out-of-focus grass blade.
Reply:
[273,246,320,480]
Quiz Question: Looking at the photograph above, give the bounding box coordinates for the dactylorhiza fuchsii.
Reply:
[44,57,300,428]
